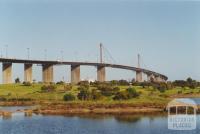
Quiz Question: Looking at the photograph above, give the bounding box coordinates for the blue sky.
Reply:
[0,0,199,82]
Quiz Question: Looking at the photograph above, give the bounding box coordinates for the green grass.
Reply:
[0,84,200,107]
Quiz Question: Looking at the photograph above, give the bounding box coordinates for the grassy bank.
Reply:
[0,84,200,114]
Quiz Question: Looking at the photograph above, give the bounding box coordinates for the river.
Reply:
[0,98,200,134]
[0,111,199,134]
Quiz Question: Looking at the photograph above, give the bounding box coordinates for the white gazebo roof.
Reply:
[167,98,198,109]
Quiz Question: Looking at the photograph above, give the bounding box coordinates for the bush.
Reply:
[78,85,89,91]
[177,90,182,94]
[152,82,167,93]
[97,85,119,96]
[63,93,75,101]
[41,84,56,92]
[126,87,139,98]
[113,87,139,100]
[64,84,72,91]
[15,77,21,83]
[0,97,7,101]
[118,80,130,86]
[56,81,65,85]
[90,81,101,87]
[23,81,32,86]
[91,89,103,100]
[77,88,91,101]
[189,84,196,89]
[157,85,167,93]
[113,91,129,100]
[78,81,90,88]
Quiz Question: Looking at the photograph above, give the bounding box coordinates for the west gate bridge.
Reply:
[0,44,168,84]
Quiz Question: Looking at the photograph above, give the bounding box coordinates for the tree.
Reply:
[23,81,32,86]
[63,93,75,101]
[41,84,56,92]
[97,85,119,96]
[118,80,130,86]
[113,87,139,100]
[64,84,72,91]
[187,77,193,84]
[126,87,139,98]
[91,89,103,100]
[15,77,20,83]
[113,91,129,100]
[77,88,91,100]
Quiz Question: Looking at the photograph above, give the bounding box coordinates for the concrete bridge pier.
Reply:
[24,64,32,83]
[155,75,162,82]
[97,66,106,82]
[71,65,80,84]
[136,70,143,82]
[160,76,166,82]
[2,63,12,84]
[42,64,54,83]
[147,74,155,82]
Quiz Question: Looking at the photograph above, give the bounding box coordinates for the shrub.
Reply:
[110,80,118,86]
[113,87,139,100]
[91,89,103,100]
[177,90,182,94]
[90,81,101,87]
[118,80,130,86]
[189,84,196,89]
[152,82,167,93]
[77,88,91,100]
[78,81,90,88]
[126,87,139,98]
[56,81,65,85]
[113,91,129,100]
[97,85,119,96]
[63,93,75,101]
[41,84,56,92]
[0,97,7,101]
[23,81,32,86]
[139,82,151,88]
[64,84,72,91]
[15,77,21,83]
[78,85,89,91]
[157,85,166,93]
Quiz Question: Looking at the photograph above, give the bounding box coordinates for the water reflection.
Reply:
[0,106,200,134]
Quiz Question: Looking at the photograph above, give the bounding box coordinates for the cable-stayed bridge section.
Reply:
[0,44,168,84]
[0,57,168,84]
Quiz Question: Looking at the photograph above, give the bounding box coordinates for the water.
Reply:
[0,113,200,134]
[1,97,200,134]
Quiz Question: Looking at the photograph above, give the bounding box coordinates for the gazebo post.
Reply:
[186,106,188,115]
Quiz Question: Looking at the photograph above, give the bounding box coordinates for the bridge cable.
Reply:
[101,45,117,64]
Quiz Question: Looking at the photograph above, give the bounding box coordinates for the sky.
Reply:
[0,0,199,82]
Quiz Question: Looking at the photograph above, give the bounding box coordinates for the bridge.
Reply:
[0,44,168,84]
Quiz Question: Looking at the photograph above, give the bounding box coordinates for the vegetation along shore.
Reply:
[0,77,200,115]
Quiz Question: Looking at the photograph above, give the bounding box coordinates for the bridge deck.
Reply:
[0,58,168,80]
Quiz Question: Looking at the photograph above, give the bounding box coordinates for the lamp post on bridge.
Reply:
[44,49,47,60]
[5,45,8,58]
[100,43,103,63]
[27,48,30,60]
[60,50,63,61]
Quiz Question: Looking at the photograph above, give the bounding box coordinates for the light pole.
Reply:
[5,45,8,58]
[44,49,47,60]
[1,48,3,58]
[27,48,30,59]
[60,50,63,61]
